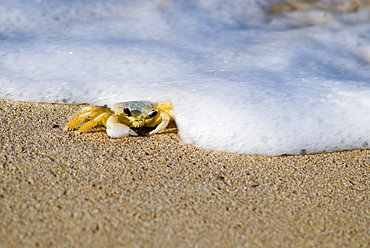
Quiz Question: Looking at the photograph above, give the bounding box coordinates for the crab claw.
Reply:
[106,116,138,138]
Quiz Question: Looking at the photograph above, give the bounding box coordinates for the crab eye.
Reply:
[147,110,158,118]
[123,107,132,116]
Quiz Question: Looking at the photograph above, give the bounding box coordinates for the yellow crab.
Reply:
[64,100,173,138]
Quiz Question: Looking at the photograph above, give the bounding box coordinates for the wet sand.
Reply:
[0,99,369,247]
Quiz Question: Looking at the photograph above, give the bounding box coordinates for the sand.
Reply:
[0,98,369,247]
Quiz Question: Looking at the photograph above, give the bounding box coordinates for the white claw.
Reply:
[149,111,170,135]
[106,116,138,138]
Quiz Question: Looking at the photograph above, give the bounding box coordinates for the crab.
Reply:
[64,100,173,138]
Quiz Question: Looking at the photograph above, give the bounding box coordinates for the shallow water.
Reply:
[1,0,370,155]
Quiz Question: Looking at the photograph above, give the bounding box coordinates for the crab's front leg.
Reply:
[106,115,138,138]
[149,111,171,135]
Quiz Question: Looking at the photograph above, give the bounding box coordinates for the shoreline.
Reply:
[1,99,369,247]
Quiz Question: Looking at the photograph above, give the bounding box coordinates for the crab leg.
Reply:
[157,100,172,110]
[63,106,96,131]
[77,112,112,132]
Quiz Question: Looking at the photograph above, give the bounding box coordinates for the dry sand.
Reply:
[0,99,369,247]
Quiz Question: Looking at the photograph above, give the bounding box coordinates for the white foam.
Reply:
[1,0,370,155]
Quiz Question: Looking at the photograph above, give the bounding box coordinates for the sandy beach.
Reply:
[0,99,369,247]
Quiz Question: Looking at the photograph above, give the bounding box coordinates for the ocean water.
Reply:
[1,0,370,156]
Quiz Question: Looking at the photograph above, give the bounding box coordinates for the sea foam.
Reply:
[1,0,370,155]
